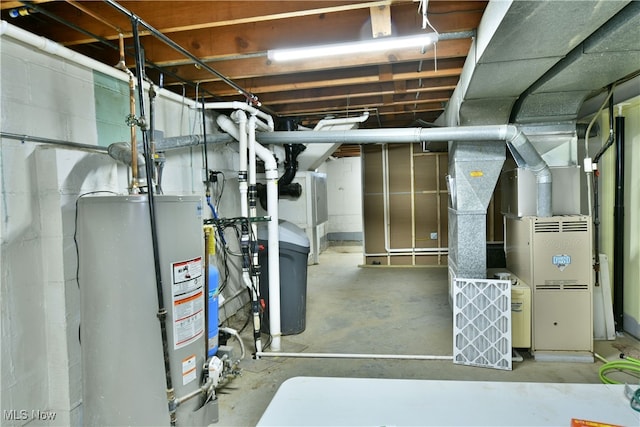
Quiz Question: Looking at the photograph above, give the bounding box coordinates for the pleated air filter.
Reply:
[453,278,512,370]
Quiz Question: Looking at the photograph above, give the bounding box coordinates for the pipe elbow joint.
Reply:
[230,110,247,123]
[535,167,553,184]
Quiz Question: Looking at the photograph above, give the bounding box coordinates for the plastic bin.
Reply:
[258,220,310,335]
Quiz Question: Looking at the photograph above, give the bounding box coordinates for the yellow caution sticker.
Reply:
[470,170,484,177]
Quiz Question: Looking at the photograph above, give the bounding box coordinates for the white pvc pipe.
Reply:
[247,115,258,200]
[204,101,274,132]
[0,21,196,108]
[229,111,249,218]
[249,121,282,351]
[382,144,391,255]
[255,352,453,360]
[216,113,263,354]
[223,111,281,350]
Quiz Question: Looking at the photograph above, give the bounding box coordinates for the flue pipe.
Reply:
[107,142,146,182]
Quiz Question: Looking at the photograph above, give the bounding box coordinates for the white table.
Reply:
[257,376,639,426]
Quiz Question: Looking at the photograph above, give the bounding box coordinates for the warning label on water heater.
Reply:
[171,257,204,350]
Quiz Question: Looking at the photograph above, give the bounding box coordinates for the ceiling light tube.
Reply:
[267,33,438,62]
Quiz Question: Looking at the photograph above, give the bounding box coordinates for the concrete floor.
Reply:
[216,246,640,426]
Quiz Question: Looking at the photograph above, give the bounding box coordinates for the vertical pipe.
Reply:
[436,152,442,265]
[247,114,264,351]
[382,144,390,263]
[255,142,282,351]
[128,75,138,191]
[230,111,249,218]
[410,143,416,265]
[131,18,176,425]
[613,114,625,331]
[148,83,157,188]
[216,113,262,355]
[592,86,615,287]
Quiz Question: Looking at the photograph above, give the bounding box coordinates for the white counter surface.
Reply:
[258,376,639,427]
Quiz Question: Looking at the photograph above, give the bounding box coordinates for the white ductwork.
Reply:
[295,111,370,171]
[313,112,370,131]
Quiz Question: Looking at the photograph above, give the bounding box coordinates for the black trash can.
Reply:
[258,220,310,335]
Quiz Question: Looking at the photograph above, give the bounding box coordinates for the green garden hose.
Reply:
[598,353,640,412]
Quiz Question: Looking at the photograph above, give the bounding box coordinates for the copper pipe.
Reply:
[110,32,139,192]
[129,76,138,191]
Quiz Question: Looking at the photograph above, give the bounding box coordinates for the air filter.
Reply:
[453,278,512,370]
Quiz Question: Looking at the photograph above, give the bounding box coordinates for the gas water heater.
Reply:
[78,195,218,426]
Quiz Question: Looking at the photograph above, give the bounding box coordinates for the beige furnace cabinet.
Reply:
[506,216,593,355]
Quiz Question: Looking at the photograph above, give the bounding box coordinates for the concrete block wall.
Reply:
[1,33,245,425]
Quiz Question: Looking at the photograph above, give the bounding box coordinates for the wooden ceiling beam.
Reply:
[163,59,463,90]
[195,69,460,96]
[220,85,454,106]
[159,39,471,83]
[0,0,52,10]
[132,5,478,65]
[59,2,480,69]
[269,95,448,115]
[2,1,487,128]
[39,1,408,46]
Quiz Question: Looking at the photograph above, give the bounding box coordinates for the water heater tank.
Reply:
[78,195,216,426]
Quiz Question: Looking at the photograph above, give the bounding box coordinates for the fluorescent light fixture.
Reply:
[267,33,438,62]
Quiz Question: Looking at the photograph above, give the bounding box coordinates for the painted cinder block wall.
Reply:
[0,35,245,425]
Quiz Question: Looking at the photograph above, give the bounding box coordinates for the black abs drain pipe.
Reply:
[613,114,625,332]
